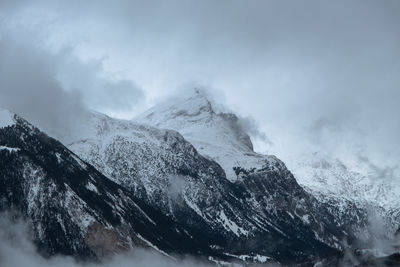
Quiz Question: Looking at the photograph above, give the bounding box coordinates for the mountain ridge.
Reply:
[135,89,399,249]
[0,111,232,262]
[65,90,378,263]
[2,88,399,265]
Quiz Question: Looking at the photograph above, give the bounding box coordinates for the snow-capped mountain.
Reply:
[136,89,399,248]
[2,88,397,265]
[63,90,388,264]
[0,109,229,261]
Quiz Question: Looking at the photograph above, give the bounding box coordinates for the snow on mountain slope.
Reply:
[139,88,400,242]
[288,152,400,208]
[65,109,354,264]
[136,89,268,181]
[286,152,400,236]
[0,110,227,261]
[135,88,398,245]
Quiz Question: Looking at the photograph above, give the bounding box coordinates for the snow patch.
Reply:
[217,210,249,237]
[0,146,20,153]
[71,154,87,170]
[55,153,63,163]
[208,256,239,266]
[301,214,311,224]
[86,182,99,194]
[183,195,203,217]
[136,234,175,260]
[63,185,96,232]
[223,252,272,263]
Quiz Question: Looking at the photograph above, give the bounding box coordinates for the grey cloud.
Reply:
[0,212,282,266]
[0,32,88,139]
[1,0,400,172]
[56,54,145,116]
[0,28,145,139]
[236,116,271,146]
[0,0,25,16]
[357,154,399,182]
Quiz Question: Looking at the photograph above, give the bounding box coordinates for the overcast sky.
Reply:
[0,0,399,173]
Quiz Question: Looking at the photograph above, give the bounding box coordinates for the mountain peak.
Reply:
[169,87,217,119]
[140,88,221,125]
[137,88,254,151]
[136,88,267,181]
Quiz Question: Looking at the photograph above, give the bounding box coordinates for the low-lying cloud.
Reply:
[0,213,215,267]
